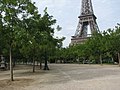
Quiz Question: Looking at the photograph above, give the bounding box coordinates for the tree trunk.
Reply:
[10,46,13,81]
[55,59,57,63]
[44,60,49,70]
[118,53,120,67]
[111,57,114,64]
[33,57,35,72]
[88,57,90,65]
[83,58,85,64]
[37,61,38,66]
[40,61,42,69]
[25,60,28,65]
[13,59,15,68]
[100,54,102,65]
[43,53,49,70]
[88,59,91,65]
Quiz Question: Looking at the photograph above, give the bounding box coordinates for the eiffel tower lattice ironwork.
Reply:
[71,0,99,45]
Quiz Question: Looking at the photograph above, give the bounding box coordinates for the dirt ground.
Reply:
[0,64,120,90]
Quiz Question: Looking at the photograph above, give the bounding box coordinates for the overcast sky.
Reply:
[33,0,120,47]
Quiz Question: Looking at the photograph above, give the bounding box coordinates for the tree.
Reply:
[112,24,120,66]
[41,9,65,70]
[0,0,37,81]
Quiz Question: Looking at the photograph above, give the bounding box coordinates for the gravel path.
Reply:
[0,64,120,90]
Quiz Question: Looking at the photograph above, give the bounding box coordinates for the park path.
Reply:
[25,64,120,90]
[1,64,120,90]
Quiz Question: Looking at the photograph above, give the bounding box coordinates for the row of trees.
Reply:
[1,0,120,82]
[53,24,120,65]
[0,0,64,81]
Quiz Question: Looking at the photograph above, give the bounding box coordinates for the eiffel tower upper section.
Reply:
[71,0,99,45]
[81,0,94,16]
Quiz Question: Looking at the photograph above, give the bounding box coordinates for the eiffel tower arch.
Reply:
[70,0,99,45]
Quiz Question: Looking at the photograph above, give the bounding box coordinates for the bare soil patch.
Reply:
[0,78,33,90]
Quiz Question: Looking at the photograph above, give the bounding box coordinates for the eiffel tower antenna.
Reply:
[71,0,99,45]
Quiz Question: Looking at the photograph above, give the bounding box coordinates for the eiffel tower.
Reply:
[71,0,99,45]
